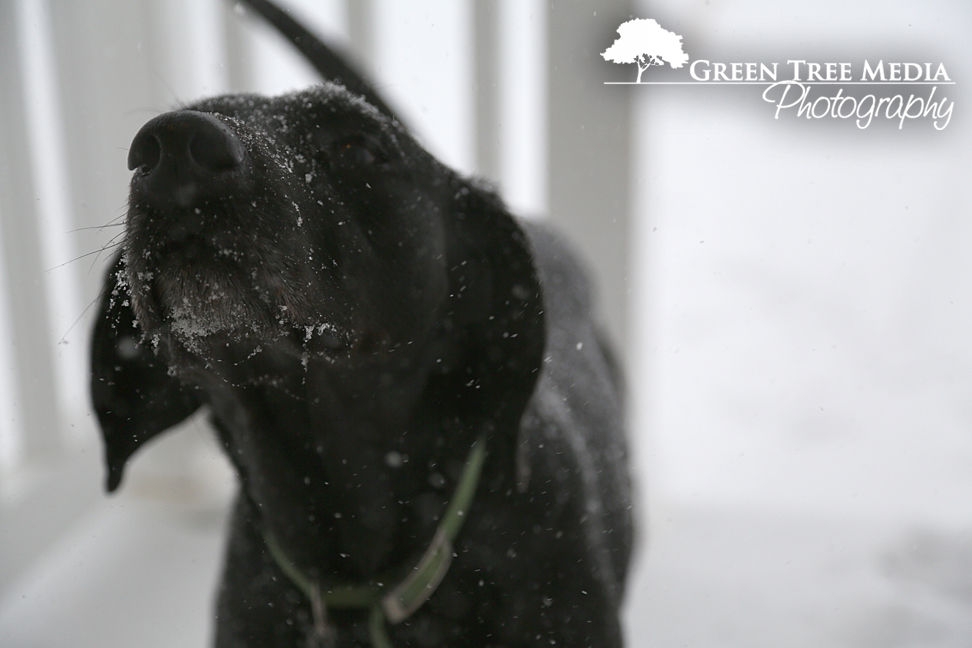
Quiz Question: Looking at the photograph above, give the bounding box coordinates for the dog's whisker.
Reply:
[69,222,125,233]
[60,290,109,345]
[47,241,122,272]
[87,242,125,275]
[82,231,128,273]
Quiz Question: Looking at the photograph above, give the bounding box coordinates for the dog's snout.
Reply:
[128,111,244,207]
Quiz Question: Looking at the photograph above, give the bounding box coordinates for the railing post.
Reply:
[547,0,634,348]
[0,0,61,463]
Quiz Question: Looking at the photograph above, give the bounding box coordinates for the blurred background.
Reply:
[1,0,971,646]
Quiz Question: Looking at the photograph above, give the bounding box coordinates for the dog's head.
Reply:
[92,78,544,491]
[124,87,451,362]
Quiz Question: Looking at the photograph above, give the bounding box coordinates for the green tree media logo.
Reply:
[601,18,689,82]
[600,19,955,130]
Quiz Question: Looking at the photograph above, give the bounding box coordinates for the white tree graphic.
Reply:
[601,18,689,83]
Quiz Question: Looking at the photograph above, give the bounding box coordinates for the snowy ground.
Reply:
[625,504,972,648]
[3,474,971,648]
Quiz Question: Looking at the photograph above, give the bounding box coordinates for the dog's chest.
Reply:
[207,374,465,578]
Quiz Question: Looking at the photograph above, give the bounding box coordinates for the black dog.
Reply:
[90,2,632,646]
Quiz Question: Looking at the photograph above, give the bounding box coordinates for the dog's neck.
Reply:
[197,329,487,581]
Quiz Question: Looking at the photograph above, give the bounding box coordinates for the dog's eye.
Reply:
[329,134,389,168]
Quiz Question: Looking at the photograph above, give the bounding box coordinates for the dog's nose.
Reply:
[128,110,244,207]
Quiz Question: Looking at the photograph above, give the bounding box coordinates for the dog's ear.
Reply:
[444,184,546,468]
[90,252,202,492]
[236,0,401,123]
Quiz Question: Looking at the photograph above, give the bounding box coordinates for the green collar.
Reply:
[264,433,488,648]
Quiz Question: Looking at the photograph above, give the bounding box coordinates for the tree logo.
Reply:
[601,18,689,82]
